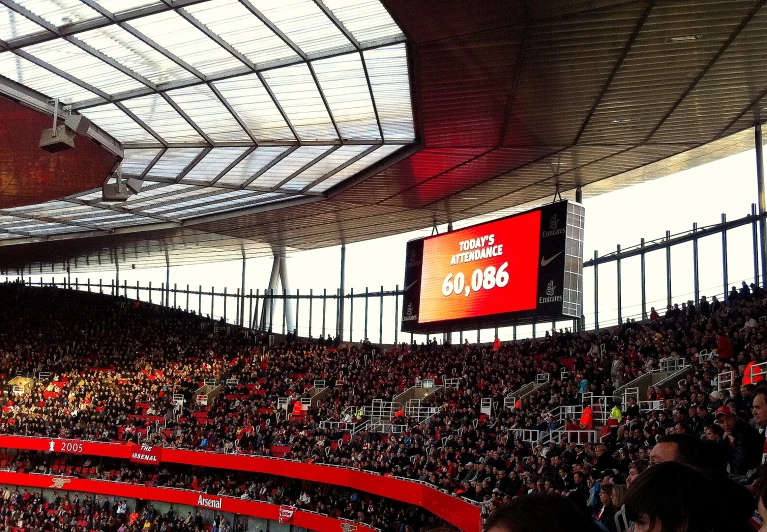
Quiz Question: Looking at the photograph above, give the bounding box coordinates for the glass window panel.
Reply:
[321,0,403,45]
[249,145,329,189]
[262,63,337,141]
[121,93,203,143]
[182,147,249,184]
[312,53,379,140]
[250,0,350,56]
[309,144,401,192]
[14,0,100,27]
[146,148,204,180]
[76,25,192,85]
[90,1,161,14]
[121,148,163,176]
[183,0,298,66]
[166,85,248,142]
[280,144,370,191]
[213,74,294,141]
[80,104,156,143]
[127,11,244,76]
[0,5,45,41]
[216,147,290,187]
[23,40,144,95]
[363,44,414,141]
[0,52,95,103]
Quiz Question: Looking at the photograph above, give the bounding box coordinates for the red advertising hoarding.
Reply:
[0,436,481,532]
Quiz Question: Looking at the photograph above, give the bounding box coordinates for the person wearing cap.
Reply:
[715,404,762,475]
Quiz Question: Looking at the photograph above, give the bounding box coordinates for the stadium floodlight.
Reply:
[102,165,134,203]
[39,98,91,153]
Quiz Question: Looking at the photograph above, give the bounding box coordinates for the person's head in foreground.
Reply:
[484,493,600,532]
[625,461,751,532]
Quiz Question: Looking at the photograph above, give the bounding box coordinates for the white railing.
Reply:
[318,420,358,432]
[536,373,551,386]
[225,378,239,387]
[442,377,461,389]
[480,398,492,416]
[363,400,403,422]
[37,372,51,382]
[540,429,598,445]
[508,428,541,442]
[314,379,326,388]
[405,399,441,422]
[367,421,409,434]
[698,349,713,363]
[416,379,435,389]
[659,357,688,372]
[717,370,736,392]
[638,399,663,412]
[504,373,551,410]
[746,361,767,383]
[203,378,217,386]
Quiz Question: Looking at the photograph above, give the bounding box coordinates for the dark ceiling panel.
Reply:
[0,95,118,208]
[503,1,648,147]
[581,0,760,145]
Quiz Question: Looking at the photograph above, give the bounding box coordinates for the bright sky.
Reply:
[47,143,766,344]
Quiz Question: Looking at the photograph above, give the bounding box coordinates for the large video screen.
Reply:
[401,201,584,334]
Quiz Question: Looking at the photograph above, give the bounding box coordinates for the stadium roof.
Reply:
[1,0,766,274]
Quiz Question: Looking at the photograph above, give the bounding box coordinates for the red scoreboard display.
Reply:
[401,201,582,334]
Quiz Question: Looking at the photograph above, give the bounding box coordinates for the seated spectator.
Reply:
[715,404,762,475]
[625,461,753,532]
[485,493,600,532]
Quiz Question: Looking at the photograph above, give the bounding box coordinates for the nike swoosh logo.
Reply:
[540,252,562,267]
[404,280,418,291]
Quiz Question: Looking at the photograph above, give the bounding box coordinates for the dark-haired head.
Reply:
[485,493,599,532]
[650,434,726,471]
[625,462,751,532]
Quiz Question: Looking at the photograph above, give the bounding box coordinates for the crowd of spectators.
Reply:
[0,486,213,532]
[0,451,437,531]
[2,280,767,530]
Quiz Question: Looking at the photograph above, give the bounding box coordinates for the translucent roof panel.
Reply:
[183,0,299,67]
[75,25,193,86]
[249,145,330,189]
[281,144,371,191]
[166,85,248,142]
[121,93,204,143]
[142,189,253,214]
[312,53,380,140]
[23,40,145,96]
[145,148,204,180]
[90,1,162,15]
[309,144,402,192]
[262,63,338,141]
[80,104,157,144]
[0,52,96,103]
[127,11,244,77]
[121,148,163,177]
[213,74,295,141]
[14,0,101,28]
[0,5,45,41]
[182,147,250,184]
[122,186,212,210]
[169,192,284,219]
[122,183,193,206]
[321,0,404,45]
[363,44,415,141]
[249,0,351,56]
[216,147,291,187]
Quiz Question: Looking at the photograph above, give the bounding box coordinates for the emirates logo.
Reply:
[50,478,71,489]
[546,281,555,297]
[407,303,413,316]
[550,215,559,230]
[340,524,358,532]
